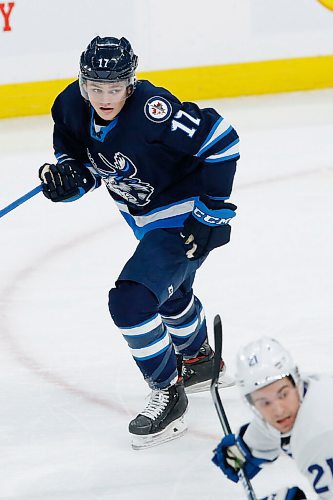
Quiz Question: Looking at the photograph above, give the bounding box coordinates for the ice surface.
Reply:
[1,89,332,499]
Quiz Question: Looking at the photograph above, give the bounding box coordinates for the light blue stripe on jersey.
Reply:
[196,117,223,156]
[55,153,76,163]
[207,195,230,200]
[205,152,240,163]
[196,118,234,158]
[89,108,119,142]
[115,198,195,240]
[204,138,240,163]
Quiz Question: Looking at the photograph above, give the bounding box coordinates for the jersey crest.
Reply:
[87,149,154,206]
[144,96,172,123]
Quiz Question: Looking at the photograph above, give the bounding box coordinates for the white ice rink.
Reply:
[0,89,333,500]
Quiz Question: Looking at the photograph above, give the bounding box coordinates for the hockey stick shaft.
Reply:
[210,315,257,500]
[0,185,43,219]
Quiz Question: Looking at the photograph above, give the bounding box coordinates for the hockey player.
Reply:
[39,36,239,449]
[212,337,333,499]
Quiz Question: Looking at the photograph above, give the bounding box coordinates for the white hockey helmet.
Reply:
[235,337,300,398]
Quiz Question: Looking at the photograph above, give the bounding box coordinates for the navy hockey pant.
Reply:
[108,228,208,390]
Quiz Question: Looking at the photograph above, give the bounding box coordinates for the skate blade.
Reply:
[185,372,235,394]
[131,415,187,450]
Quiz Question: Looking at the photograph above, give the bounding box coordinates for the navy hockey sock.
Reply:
[109,281,178,389]
[161,295,207,358]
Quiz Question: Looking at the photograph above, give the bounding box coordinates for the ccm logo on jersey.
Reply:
[144,96,172,123]
[193,207,232,225]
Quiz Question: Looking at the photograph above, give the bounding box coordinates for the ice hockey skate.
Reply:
[180,339,235,394]
[129,381,188,450]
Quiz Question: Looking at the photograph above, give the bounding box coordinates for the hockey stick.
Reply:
[210,314,257,500]
[0,185,43,219]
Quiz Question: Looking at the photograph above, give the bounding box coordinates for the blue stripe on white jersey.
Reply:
[115,198,195,240]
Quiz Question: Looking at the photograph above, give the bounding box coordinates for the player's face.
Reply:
[85,80,128,120]
[251,377,300,433]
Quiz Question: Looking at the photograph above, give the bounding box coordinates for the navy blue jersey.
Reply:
[52,80,239,239]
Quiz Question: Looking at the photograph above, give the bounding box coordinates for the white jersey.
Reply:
[242,374,333,499]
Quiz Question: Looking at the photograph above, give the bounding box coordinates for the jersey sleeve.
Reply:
[51,90,101,191]
[292,376,333,499]
[242,417,282,462]
[158,99,239,199]
[300,432,333,499]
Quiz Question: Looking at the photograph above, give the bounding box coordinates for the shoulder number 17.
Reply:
[171,110,201,138]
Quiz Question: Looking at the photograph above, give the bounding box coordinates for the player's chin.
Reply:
[98,107,115,119]
[275,415,295,433]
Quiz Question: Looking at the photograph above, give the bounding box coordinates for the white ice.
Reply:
[0,89,332,500]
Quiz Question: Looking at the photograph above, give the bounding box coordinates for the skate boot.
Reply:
[129,381,188,450]
[180,339,235,394]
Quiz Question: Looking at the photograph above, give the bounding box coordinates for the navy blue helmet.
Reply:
[79,36,138,100]
[80,36,138,82]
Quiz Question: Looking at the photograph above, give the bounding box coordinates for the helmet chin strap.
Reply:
[297,377,306,402]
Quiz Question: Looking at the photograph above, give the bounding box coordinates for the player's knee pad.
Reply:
[108,280,159,327]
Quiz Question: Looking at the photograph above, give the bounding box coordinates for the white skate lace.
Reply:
[140,389,170,421]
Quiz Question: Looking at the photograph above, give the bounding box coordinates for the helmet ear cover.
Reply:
[125,82,135,98]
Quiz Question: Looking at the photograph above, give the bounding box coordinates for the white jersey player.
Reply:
[212,337,333,499]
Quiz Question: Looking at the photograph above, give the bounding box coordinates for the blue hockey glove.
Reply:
[181,196,237,260]
[212,428,270,483]
[39,161,94,202]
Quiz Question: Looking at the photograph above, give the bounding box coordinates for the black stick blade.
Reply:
[210,314,232,435]
[210,314,258,500]
[212,314,223,385]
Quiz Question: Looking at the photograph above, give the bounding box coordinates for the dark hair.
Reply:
[247,374,296,405]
